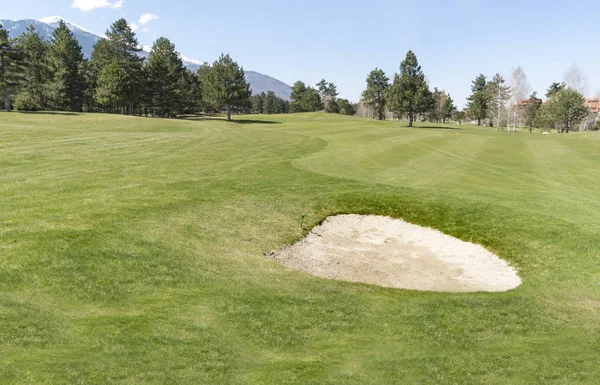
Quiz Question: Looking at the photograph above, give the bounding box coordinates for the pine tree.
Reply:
[13,25,51,110]
[546,82,565,99]
[0,24,22,111]
[146,37,184,117]
[90,19,144,114]
[175,68,200,115]
[303,87,323,112]
[362,68,389,120]
[524,92,541,133]
[327,82,338,108]
[317,79,328,110]
[290,81,307,112]
[263,91,277,114]
[47,21,85,112]
[251,92,265,114]
[95,61,127,112]
[544,89,588,133]
[467,74,489,126]
[387,50,432,127]
[337,98,356,115]
[203,54,251,121]
[441,93,456,123]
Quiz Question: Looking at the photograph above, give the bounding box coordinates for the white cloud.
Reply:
[138,13,159,25]
[72,0,123,12]
[131,23,138,32]
[142,28,150,33]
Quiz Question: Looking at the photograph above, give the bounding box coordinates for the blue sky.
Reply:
[3,0,599,106]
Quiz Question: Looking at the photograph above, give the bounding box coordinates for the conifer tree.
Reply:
[90,19,144,114]
[290,81,307,112]
[0,24,22,111]
[441,93,456,123]
[47,21,85,111]
[467,74,489,126]
[95,61,127,112]
[146,37,184,117]
[203,54,251,121]
[263,91,277,114]
[13,25,51,110]
[387,50,432,127]
[362,68,389,120]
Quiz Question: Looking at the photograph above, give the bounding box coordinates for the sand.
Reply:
[268,215,521,292]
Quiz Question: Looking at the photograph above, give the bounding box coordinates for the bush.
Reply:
[592,120,600,131]
[14,93,41,111]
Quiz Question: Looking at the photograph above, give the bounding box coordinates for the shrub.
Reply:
[14,93,41,111]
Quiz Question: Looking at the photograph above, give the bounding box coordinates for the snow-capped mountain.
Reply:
[1,17,292,100]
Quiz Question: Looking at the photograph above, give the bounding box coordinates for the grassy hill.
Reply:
[1,112,599,384]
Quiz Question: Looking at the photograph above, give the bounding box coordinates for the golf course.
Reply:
[1,111,599,384]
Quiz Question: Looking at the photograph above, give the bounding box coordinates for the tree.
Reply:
[95,61,127,111]
[440,93,456,123]
[263,91,277,114]
[544,89,588,133]
[337,98,355,115]
[47,20,85,111]
[362,68,389,120]
[289,81,322,112]
[524,92,541,133]
[467,74,489,126]
[387,50,432,127]
[546,82,565,99]
[508,67,530,132]
[326,95,340,113]
[89,19,144,114]
[317,78,328,110]
[563,63,588,94]
[203,54,251,121]
[290,81,307,112]
[301,87,323,112]
[428,87,442,122]
[487,73,510,131]
[0,24,22,111]
[250,92,265,114]
[452,110,466,125]
[146,37,184,117]
[13,26,50,111]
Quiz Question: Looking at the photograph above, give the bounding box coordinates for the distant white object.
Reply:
[542,132,550,135]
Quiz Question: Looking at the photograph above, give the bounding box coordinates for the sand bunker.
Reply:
[269,215,521,292]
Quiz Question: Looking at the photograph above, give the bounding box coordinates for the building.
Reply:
[585,98,600,114]
[516,98,543,108]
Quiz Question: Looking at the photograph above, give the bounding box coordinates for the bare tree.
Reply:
[563,63,588,95]
[488,73,511,131]
[508,67,530,132]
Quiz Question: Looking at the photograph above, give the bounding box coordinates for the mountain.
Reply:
[1,17,292,100]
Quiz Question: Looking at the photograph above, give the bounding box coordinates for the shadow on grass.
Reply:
[417,125,463,130]
[15,111,79,116]
[184,115,281,125]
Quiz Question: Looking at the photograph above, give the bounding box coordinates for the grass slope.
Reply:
[0,112,599,384]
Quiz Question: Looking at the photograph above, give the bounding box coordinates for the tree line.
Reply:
[288,79,356,115]
[360,50,597,133]
[361,51,456,127]
[0,19,269,120]
[0,19,359,120]
[464,70,595,133]
[2,20,596,131]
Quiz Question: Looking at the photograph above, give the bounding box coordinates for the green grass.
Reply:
[1,111,599,384]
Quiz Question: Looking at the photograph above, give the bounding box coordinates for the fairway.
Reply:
[1,112,599,384]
